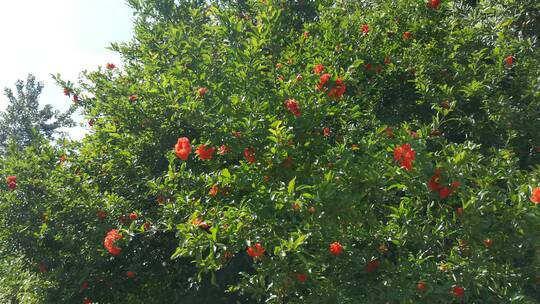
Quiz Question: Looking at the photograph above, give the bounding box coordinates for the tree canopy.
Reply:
[0,74,74,151]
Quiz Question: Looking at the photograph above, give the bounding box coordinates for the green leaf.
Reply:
[221,168,231,179]
[288,177,296,195]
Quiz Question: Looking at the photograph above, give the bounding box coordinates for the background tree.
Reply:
[0,74,74,151]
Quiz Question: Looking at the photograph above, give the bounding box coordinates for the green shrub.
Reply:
[1,0,539,303]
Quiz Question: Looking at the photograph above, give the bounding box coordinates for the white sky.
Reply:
[0,0,134,140]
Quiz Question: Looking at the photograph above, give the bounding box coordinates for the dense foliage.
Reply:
[1,0,539,303]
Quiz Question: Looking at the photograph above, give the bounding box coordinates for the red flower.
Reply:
[174,137,191,161]
[129,95,137,102]
[328,78,346,99]
[393,144,415,171]
[427,0,441,9]
[63,87,71,96]
[209,185,219,197]
[218,144,231,155]
[483,239,493,248]
[73,95,79,103]
[329,242,343,256]
[247,243,265,258]
[316,74,346,98]
[106,63,116,70]
[38,263,48,273]
[195,144,215,160]
[416,281,427,292]
[456,207,464,216]
[243,147,256,164]
[295,273,308,283]
[428,170,442,191]
[198,87,208,97]
[144,222,152,231]
[323,127,331,137]
[365,259,380,273]
[81,281,89,289]
[97,210,107,221]
[126,271,135,278]
[129,212,138,220]
[439,187,451,199]
[303,31,309,39]
[403,31,412,40]
[364,63,372,71]
[83,298,93,304]
[429,171,460,199]
[308,206,316,214]
[285,99,301,117]
[530,187,540,204]
[103,229,123,256]
[361,24,369,34]
[313,64,324,74]
[452,285,464,298]
[6,175,16,191]
[317,73,331,91]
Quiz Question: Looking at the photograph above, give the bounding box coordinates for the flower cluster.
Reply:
[284,99,301,117]
[243,147,256,164]
[175,137,191,161]
[427,0,441,9]
[361,24,369,35]
[103,229,123,256]
[317,74,346,99]
[531,187,540,204]
[209,185,219,197]
[393,144,415,171]
[313,64,324,74]
[365,259,380,273]
[198,87,208,97]
[195,144,215,160]
[247,243,265,258]
[218,144,230,155]
[329,242,343,256]
[97,210,107,221]
[427,169,460,199]
[6,175,16,191]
